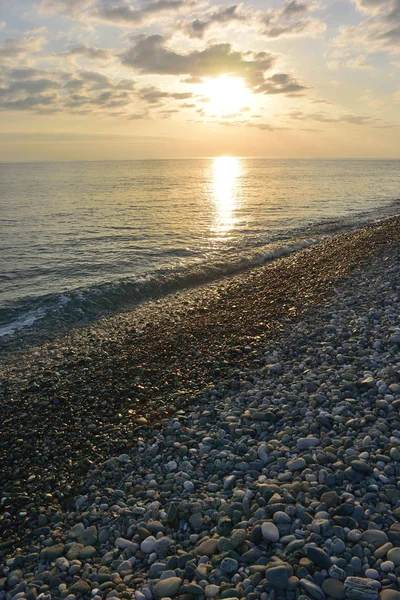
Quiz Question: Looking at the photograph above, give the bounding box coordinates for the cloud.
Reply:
[8,68,45,79]
[262,0,326,39]
[1,94,57,111]
[39,0,96,15]
[334,0,400,54]
[138,85,194,104]
[185,4,247,39]
[0,37,45,64]
[257,73,308,95]
[0,67,137,115]
[284,109,385,126]
[119,35,275,88]
[60,44,113,60]
[91,0,195,26]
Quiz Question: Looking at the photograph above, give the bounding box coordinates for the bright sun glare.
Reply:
[201,76,251,115]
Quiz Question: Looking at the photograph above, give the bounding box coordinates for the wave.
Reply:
[0,237,319,342]
[1,204,399,346]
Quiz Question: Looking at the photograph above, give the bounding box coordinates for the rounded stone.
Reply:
[141,536,157,554]
[154,577,182,599]
[322,578,345,600]
[379,591,400,600]
[261,522,280,542]
[386,548,400,567]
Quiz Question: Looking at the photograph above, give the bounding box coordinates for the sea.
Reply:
[1,157,399,347]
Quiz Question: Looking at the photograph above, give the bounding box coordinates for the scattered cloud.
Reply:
[185,4,247,39]
[138,85,194,104]
[334,0,400,55]
[60,44,113,60]
[262,0,326,39]
[283,109,387,126]
[91,0,195,27]
[257,72,308,95]
[0,37,45,64]
[39,0,96,15]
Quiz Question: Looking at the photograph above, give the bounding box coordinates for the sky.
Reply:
[0,0,399,160]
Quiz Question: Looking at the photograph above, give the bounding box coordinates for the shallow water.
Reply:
[0,157,399,341]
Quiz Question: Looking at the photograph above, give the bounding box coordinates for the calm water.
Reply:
[1,158,399,342]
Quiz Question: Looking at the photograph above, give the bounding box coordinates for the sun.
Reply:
[200,75,252,116]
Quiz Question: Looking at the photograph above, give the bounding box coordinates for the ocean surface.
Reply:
[1,157,399,346]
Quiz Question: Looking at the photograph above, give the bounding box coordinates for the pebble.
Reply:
[2,240,400,600]
[261,522,280,542]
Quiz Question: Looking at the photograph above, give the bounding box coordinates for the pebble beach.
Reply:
[1,215,400,600]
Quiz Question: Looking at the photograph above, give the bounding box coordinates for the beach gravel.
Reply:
[0,217,400,600]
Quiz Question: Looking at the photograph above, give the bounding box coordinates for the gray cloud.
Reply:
[185,4,247,39]
[262,0,326,39]
[61,44,112,60]
[0,67,137,115]
[0,37,44,63]
[119,35,275,88]
[8,68,45,79]
[284,109,385,126]
[335,0,400,54]
[91,0,194,26]
[39,0,96,15]
[138,85,194,104]
[1,94,57,111]
[257,73,308,95]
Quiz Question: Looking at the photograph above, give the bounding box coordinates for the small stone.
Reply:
[321,491,338,508]
[344,577,380,600]
[380,561,394,572]
[322,579,345,600]
[194,538,219,556]
[76,525,97,547]
[307,546,332,569]
[205,585,220,597]
[40,544,64,561]
[361,531,388,548]
[287,458,307,471]
[329,565,346,580]
[261,522,280,542]
[297,437,319,449]
[141,536,157,554]
[154,577,182,598]
[224,475,236,490]
[266,565,289,589]
[69,580,91,595]
[220,558,238,573]
[300,579,325,600]
[386,547,400,567]
[379,591,400,600]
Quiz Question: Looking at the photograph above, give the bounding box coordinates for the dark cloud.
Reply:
[119,35,275,88]
[185,5,247,39]
[257,73,308,95]
[91,0,194,26]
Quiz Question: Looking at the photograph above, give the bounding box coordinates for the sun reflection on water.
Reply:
[212,156,241,237]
